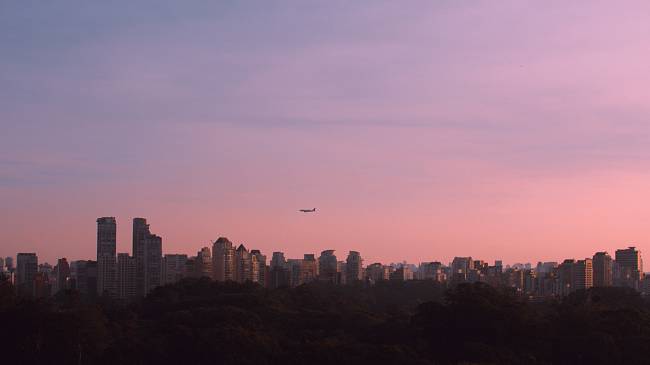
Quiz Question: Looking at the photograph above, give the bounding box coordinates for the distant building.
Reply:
[5,256,14,272]
[269,252,290,288]
[366,263,389,283]
[287,259,303,287]
[185,257,198,279]
[70,260,97,300]
[390,265,413,281]
[615,246,643,289]
[117,253,137,302]
[53,258,71,294]
[97,217,117,297]
[451,257,473,282]
[143,234,162,295]
[196,247,213,278]
[558,258,593,295]
[132,218,151,297]
[418,262,445,281]
[32,271,50,298]
[345,251,363,283]
[300,254,318,284]
[212,237,235,281]
[235,244,252,283]
[318,250,338,284]
[573,259,593,291]
[250,250,267,286]
[16,253,38,296]
[592,252,613,287]
[163,254,188,284]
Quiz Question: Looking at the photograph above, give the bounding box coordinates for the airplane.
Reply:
[299,208,316,213]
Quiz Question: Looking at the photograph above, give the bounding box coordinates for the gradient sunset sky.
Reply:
[3,1,650,265]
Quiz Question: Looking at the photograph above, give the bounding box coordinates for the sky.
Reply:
[2,1,650,266]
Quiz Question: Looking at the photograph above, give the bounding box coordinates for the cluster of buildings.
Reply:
[1,217,647,301]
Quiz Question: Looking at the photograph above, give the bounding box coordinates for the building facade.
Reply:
[97,217,117,297]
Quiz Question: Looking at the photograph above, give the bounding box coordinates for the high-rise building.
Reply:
[286,259,303,287]
[558,259,575,296]
[558,258,593,295]
[53,258,70,294]
[271,252,286,268]
[250,250,267,286]
[32,271,50,298]
[390,265,413,281]
[117,253,137,302]
[132,218,151,297]
[5,257,14,272]
[0,257,4,272]
[418,262,445,281]
[70,260,98,300]
[163,254,188,284]
[615,246,643,289]
[196,247,213,278]
[318,250,338,284]
[451,257,473,282]
[366,263,389,282]
[97,217,117,297]
[212,237,235,282]
[345,251,363,284]
[300,254,318,284]
[185,257,198,278]
[269,252,290,289]
[592,252,613,287]
[16,253,38,296]
[573,259,593,291]
[235,244,252,283]
[143,234,162,295]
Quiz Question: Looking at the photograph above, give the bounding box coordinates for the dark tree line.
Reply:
[2,275,650,364]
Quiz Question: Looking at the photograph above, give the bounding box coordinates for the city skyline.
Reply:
[1,215,647,267]
[5,2,650,265]
[3,215,646,302]
[1,215,646,273]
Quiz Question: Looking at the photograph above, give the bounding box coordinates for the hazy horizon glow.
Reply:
[3,1,650,265]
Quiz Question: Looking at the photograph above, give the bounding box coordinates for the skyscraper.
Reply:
[615,246,643,289]
[196,247,213,278]
[70,260,97,300]
[300,254,318,284]
[250,250,267,286]
[117,253,136,302]
[132,218,151,297]
[235,244,252,283]
[345,251,363,283]
[96,217,117,297]
[572,259,593,291]
[318,250,338,284]
[143,234,162,295]
[163,254,188,284]
[53,258,70,294]
[212,237,235,281]
[5,256,14,272]
[366,263,389,282]
[592,252,613,287]
[269,252,290,288]
[16,253,37,296]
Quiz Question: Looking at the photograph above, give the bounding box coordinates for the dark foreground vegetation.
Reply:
[3,276,650,365]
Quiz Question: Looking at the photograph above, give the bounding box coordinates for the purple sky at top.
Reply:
[2,1,650,266]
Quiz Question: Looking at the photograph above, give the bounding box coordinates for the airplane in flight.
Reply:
[299,208,316,213]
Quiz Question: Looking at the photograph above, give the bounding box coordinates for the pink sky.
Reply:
[2,1,650,265]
